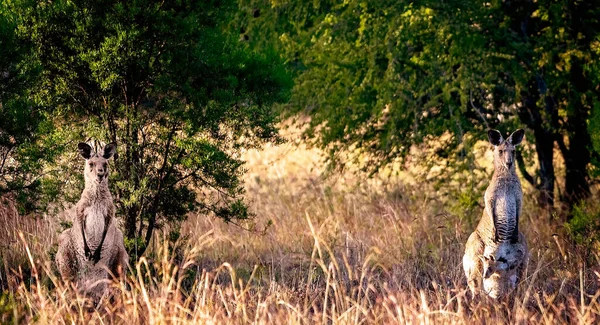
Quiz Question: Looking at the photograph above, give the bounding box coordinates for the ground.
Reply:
[1,125,599,324]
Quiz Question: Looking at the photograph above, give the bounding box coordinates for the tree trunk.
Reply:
[518,89,557,209]
[533,126,555,207]
[125,205,138,239]
[562,63,591,210]
[563,129,591,207]
[560,2,594,215]
[561,58,591,212]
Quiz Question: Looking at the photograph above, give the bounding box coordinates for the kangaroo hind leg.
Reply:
[56,229,79,281]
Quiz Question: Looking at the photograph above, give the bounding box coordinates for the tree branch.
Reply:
[172,166,202,186]
[0,169,59,195]
[0,145,15,176]
[515,149,536,187]
[556,133,569,157]
[140,122,179,256]
[470,88,490,129]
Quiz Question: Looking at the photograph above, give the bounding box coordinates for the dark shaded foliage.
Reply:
[1,0,291,258]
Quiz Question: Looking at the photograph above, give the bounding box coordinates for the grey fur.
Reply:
[463,129,529,299]
[56,142,128,302]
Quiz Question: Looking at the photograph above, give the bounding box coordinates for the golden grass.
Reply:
[1,132,600,324]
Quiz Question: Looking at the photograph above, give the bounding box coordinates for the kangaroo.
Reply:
[480,238,528,299]
[463,129,529,299]
[56,142,128,302]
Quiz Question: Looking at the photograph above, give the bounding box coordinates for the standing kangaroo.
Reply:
[463,129,529,299]
[56,142,128,302]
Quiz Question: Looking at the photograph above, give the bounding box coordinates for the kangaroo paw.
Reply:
[85,246,93,260]
[92,249,102,264]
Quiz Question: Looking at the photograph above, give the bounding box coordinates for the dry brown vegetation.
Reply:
[1,130,600,324]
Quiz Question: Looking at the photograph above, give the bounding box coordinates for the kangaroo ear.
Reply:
[103,143,117,159]
[508,129,525,146]
[487,129,504,146]
[78,142,92,160]
[483,266,493,279]
[514,249,524,260]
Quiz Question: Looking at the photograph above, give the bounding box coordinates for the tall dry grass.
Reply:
[1,131,600,324]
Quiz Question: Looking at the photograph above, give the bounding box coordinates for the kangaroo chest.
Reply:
[493,189,517,226]
[83,200,110,247]
[485,179,521,240]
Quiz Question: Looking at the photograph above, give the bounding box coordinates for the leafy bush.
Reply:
[566,201,600,247]
[1,0,292,259]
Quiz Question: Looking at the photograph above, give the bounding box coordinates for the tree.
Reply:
[489,0,600,210]
[533,0,600,207]
[6,0,291,257]
[240,0,600,212]
[0,6,59,212]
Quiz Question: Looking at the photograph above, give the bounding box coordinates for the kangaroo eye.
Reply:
[103,163,107,169]
[89,162,94,167]
[499,150,504,155]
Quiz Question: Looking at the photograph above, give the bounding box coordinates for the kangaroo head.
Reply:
[78,142,117,186]
[481,254,512,279]
[488,129,525,171]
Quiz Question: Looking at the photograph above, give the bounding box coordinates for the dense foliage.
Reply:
[240,0,600,212]
[0,9,51,212]
[3,0,600,257]
[0,0,291,257]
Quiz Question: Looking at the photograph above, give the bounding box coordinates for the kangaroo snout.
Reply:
[94,167,106,181]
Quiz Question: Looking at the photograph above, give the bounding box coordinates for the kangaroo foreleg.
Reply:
[81,220,93,260]
[511,198,521,243]
[491,204,499,243]
[486,197,499,243]
[77,205,93,260]
[511,215,519,243]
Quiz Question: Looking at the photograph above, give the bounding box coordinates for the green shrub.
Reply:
[566,201,600,246]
